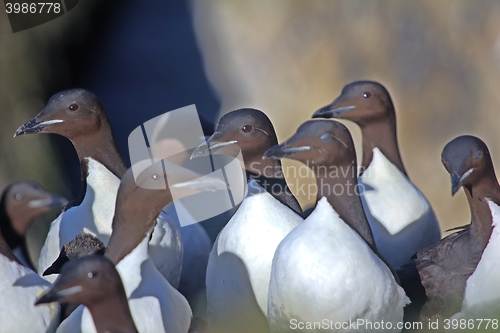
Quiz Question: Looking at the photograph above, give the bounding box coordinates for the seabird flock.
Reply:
[1,80,499,333]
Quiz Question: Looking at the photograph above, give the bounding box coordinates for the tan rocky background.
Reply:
[191,0,500,234]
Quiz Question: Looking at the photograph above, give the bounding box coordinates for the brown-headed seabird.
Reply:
[264,120,408,333]
[192,108,303,333]
[313,80,441,269]
[397,135,500,324]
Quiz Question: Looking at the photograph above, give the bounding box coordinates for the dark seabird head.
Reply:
[36,255,138,332]
[36,256,121,306]
[14,88,127,187]
[442,135,496,196]
[1,182,67,266]
[36,255,138,333]
[1,181,67,238]
[191,108,278,166]
[14,89,110,140]
[43,233,105,276]
[192,108,302,215]
[264,119,383,257]
[264,120,356,171]
[312,80,394,126]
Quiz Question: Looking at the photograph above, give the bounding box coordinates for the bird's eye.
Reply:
[320,133,330,140]
[88,272,94,278]
[475,150,482,157]
[14,193,23,201]
[69,104,79,111]
[242,125,253,133]
[363,92,371,98]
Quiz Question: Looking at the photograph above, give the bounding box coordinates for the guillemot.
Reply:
[398,135,500,324]
[43,233,106,321]
[0,181,67,268]
[37,255,138,333]
[54,163,212,333]
[192,108,303,217]
[192,108,303,333]
[264,120,408,333]
[14,89,182,286]
[313,80,441,269]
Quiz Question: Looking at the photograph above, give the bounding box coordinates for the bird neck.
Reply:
[314,165,376,249]
[0,231,22,265]
[74,127,128,180]
[106,188,172,266]
[246,158,303,216]
[71,127,127,208]
[245,153,282,178]
[87,288,138,333]
[360,114,407,176]
[466,177,500,249]
[0,197,24,251]
[105,216,155,266]
[0,191,25,264]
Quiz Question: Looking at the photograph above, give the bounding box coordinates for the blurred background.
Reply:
[2,0,500,262]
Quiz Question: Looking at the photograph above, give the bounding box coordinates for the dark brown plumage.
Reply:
[0,181,67,268]
[37,255,138,333]
[398,135,500,325]
[264,119,399,282]
[192,108,303,217]
[14,89,128,209]
[43,233,105,276]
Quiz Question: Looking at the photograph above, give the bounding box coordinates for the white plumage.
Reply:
[56,232,192,333]
[268,197,409,333]
[37,157,183,288]
[451,200,500,321]
[206,179,302,333]
[0,255,59,333]
[162,200,211,306]
[360,148,441,268]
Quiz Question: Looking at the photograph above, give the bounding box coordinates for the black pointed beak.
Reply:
[264,144,287,159]
[14,118,44,137]
[191,139,211,159]
[312,104,356,119]
[263,144,311,160]
[14,117,63,137]
[35,288,61,305]
[451,173,461,196]
[43,248,68,276]
[451,168,474,196]
[43,264,61,277]
[190,135,238,159]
